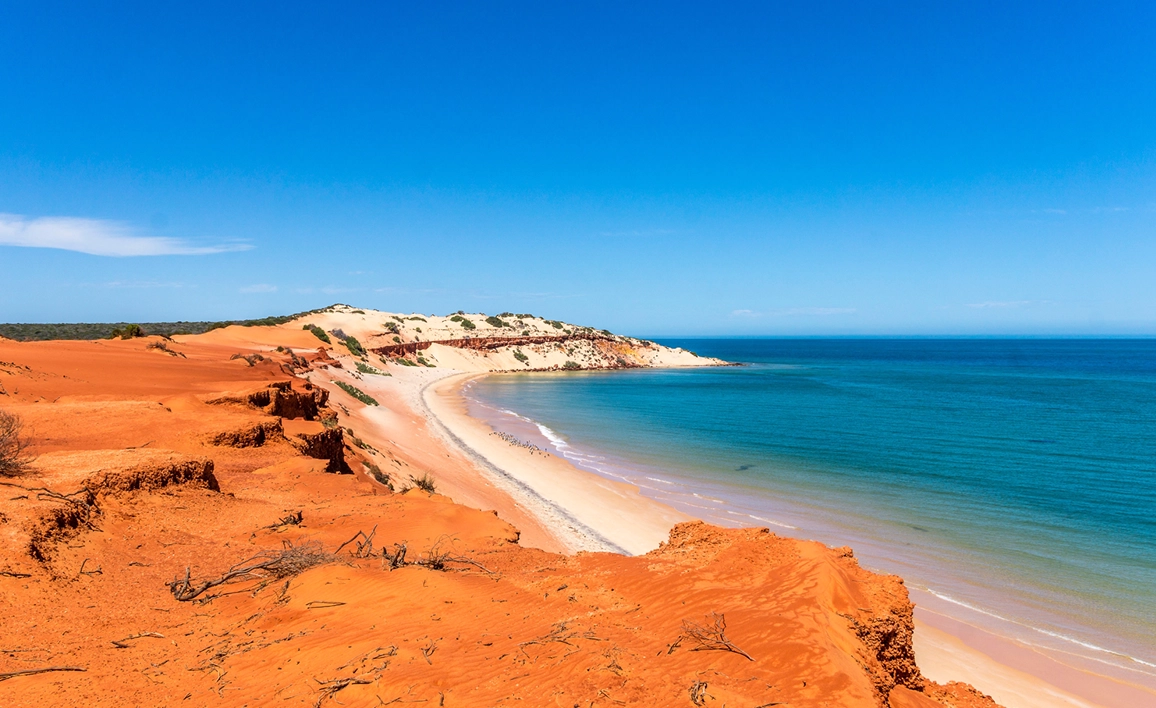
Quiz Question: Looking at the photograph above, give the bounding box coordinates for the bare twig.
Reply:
[689,680,709,706]
[420,639,438,664]
[111,632,165,649]
[314,676,372,707]
[678,613,753,661]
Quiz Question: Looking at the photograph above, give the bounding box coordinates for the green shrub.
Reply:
[450,315,476,330]
[521,330,530,335]
[342,335,365,357]
[334,380,379,406]
[562,361,581,370]
[516,313,533,319]
[110,324,144,340]
[407,316,427,322]
[485,316,510,328]
[416,355,435,367]
[384,322,400,334]
[513,350,529,363]
[352,310,365,314]
[355,361,389,376]
[365,461,392,489]
[392,336,401,343]
[408,473,436,493]
[549,320,563,330]
[304,324,331,344]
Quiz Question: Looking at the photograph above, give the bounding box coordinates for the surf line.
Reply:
[420,375,630,556]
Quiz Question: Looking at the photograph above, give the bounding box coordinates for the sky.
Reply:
[1,1,1155,335]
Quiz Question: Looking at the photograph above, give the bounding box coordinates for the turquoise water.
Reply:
[466,338,1156,679]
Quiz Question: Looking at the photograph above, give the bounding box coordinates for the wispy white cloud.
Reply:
[965,300,1045,309]
[240,284,277,293]
[0,213,251,257]
[732,307,857,317]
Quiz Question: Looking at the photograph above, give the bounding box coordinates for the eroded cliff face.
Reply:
[0,332,999,708]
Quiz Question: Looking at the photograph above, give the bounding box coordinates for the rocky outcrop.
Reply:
[289,428,349,474]
[210,419,284,448]
[207,381,328,420]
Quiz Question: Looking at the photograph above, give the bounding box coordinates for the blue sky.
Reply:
[1,1,1154,335]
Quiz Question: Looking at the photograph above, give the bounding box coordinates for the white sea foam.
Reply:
[919,587,1156,672]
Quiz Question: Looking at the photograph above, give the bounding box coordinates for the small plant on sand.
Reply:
[485,316,510,328]
[513,350,529,363]
[364,461,393,489]
[342,335,365,357]
[303,324,331,343]
[333,381,379,406]
[549,320,564,330]
[562,361,581,370]
[416,355,435,367]
[0,409,32,477]
[110,324,145,340]
[407,473,436,494]
[355,361,389,376]
[383,321,400,335]
[450,315,476,330]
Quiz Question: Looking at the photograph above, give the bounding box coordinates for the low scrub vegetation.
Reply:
[355,361,388,376]
[406,473,437,494]
[333,381,379,406]
[562,360,581,370]
[342,335,365,357]
[303,324,332,344]
[513,349,529,363]
[0,307,331,341]
[110,324,145,339]
[485,316,510,328]
[450,315,476,330]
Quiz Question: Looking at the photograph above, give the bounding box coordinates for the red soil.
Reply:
[0,331,1001,707]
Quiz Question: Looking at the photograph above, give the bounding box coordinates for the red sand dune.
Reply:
[0,331,1000,707]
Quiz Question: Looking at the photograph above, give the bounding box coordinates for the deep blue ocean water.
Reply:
[467,338,1156,676]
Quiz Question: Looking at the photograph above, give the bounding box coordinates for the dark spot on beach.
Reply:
[909,525,929,532]
[1029,439,1056,444]
[736,464,754,471]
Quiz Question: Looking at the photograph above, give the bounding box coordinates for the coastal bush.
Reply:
[393,336,401,343]
[549,320,564,330]
[513,350,529,363]
[352,310,365,314]
[303,324,331,344]
[516,313,533,319]
[0,409,31,477]
[407,316,427,322]
[110,324,145,340]
[450,315,476,330]
[342,335,365,357]
[408,473,436,493]
[333,381,379,406]
[355,361,389,376]
[485,316,510,328]
[395,357,417,367]
[383,322,400,335]
[562,361,581,370]
[365,461,392,490]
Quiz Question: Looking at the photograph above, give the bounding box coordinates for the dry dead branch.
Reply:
[689,680,709,706]
[679,612,754,661]
[0,409,32,477]
[335,525,377,558]
[420,639,438,664]
[313,675,372,707]
[168,542,335,602]
[0,666,86,681]
[111,632,165,648]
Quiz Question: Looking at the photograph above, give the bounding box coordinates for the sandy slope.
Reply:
[0,318,1001,707]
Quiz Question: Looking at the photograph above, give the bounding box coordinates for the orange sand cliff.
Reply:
[0,330,1000,707]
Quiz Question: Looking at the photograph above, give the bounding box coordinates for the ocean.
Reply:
[464,338,1156,682]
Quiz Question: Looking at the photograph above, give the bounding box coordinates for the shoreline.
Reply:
[419,372,691,556]
[419,369,1156,708]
